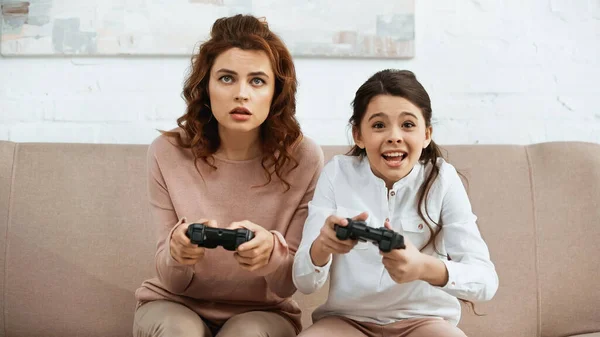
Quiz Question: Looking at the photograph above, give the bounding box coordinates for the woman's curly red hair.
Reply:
[162,14,301,190]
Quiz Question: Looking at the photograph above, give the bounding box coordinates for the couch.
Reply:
[1,140,599,337]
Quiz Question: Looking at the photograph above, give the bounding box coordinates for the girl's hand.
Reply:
[380,220,449,286]
[380,219,427,283]
[170,219,217,265]
[309,212,368,267]
[227,220,274,272]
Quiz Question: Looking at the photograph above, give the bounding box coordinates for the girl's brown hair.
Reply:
[162,14,301,190]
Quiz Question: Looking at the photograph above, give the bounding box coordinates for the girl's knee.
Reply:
[217,311,296,337]
[406,319,467,337]
[298,316,366,337]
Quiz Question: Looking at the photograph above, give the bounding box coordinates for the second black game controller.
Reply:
[334,218,405,253]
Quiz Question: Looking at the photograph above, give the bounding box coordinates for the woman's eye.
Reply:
[251,78,265,85]
[403,122,415,128]
[220,75,233,83]
[372,122,384,129]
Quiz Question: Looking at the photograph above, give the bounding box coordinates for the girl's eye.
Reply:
[403,121,415,128]
[220,75,233,83]
[251,78,265,85]
[372,122,385,129]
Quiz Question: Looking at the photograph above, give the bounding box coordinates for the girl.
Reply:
[293,69,498,337]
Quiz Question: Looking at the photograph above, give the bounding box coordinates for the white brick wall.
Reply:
[1,0,599,145]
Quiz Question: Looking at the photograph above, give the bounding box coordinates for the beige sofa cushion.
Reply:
[3,143,155,336]
[529,142,600,337]
[0,141,15,335]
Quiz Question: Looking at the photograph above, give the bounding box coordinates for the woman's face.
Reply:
[208,47,275,136]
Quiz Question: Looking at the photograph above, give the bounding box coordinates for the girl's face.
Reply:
[208,47,275,137]
[353,95,432,189]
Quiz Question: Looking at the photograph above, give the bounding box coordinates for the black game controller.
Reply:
[334,218,405,253]
[186,223,254,251]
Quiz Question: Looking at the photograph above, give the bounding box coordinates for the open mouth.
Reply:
[229,107,252,115]
[381,151,407,164]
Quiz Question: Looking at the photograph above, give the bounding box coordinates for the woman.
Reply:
[133,14,324,337]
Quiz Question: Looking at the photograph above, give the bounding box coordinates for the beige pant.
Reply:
[298,315,467,337]
[133,300,297,337]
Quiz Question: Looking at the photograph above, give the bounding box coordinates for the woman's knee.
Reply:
[133,300,211,337]
[158,314,209,337]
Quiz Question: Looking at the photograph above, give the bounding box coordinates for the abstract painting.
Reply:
[0,0,414,58]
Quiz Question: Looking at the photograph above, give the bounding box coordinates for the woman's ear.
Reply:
[352,126,364,149]
[423,126,433,149]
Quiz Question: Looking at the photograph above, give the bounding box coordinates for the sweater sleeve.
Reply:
[260,141,325,298]
[147,139,195,294]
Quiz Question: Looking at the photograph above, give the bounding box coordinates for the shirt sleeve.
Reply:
[147,140,195,295]
[293,163,337,294]
[437,165,499,302]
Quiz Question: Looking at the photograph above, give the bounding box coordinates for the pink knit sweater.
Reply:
[135,130,324,332]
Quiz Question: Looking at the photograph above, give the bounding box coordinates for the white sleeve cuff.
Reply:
[309,249,333,274]
[440,259,459,290]
[438,259,498,302]
[293,243,332,294]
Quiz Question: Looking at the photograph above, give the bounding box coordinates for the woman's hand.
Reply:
[227,220,274,272]
[309,212,368,267]
[170,219,217,265]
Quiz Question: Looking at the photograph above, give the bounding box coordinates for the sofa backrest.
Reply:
[526,143,600,337]
[0,142,15,337]
[0,142,155,337]
[0,140,598,337]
